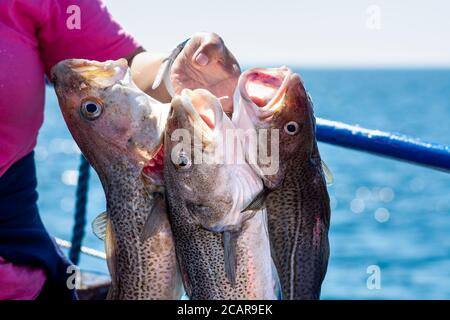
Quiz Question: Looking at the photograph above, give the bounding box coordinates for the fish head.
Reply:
[233,67,315,189]
[52,59,169,187]
[165,88,261,232]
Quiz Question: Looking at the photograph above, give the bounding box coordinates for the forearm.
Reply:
[130,51,172,103]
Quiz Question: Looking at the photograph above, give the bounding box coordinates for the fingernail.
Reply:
[195,53,209,66]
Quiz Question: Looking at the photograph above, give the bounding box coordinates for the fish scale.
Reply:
[266,157,330,300]
[165,192,275,299]
[164,89,277,300]
[232,66,331,299]
[105,164,181,299]
[52,58,182,300]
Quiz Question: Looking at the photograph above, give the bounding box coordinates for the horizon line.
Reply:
[240,62,450,70]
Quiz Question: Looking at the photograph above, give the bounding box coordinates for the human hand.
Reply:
[171,32,241,113]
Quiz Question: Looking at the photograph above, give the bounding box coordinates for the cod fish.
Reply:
[232,67,331,300]
[52,59,183,300]
[164,88,277,299]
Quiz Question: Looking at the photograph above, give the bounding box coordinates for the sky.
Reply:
[104,0,450,67]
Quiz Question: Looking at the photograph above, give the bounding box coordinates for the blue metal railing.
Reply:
[316,118,450,172]
[68,120,450,264]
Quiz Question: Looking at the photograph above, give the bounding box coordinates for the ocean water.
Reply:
[36,69,450,299]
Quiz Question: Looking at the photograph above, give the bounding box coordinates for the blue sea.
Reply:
[37,69,450,299]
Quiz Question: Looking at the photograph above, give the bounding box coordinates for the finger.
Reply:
[193,34,224,66]
[195,52,209,66]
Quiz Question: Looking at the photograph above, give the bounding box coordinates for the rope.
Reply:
[69,155,91,265]
[56,237,106,260]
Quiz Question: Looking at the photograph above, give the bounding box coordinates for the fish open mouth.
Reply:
[52,58,130,89]
[188,90,218,129]
[177,89,225,139]
[237,67,297,120]
[142,144,165,185]
[246,71,285,107]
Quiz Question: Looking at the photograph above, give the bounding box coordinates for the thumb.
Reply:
[194,52,209,66]
[193,38,224,67]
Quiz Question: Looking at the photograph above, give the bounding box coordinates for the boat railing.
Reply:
[66,119,450,264]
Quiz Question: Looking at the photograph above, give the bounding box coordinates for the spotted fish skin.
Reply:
[266,152,330,300]
[105,161,181,300]
[51,58,182,300]
[232,67,331,299]
[164,89,277,300]
[266,79,330,300]
[164,196,271,299]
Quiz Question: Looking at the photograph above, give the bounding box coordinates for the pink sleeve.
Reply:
[38,0,140,77]
[0,256,46,300]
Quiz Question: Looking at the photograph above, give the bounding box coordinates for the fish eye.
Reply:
[284,121,300,135]
[175,151,191,170]
[81,100,102,120]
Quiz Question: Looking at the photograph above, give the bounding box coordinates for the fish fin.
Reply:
[271,258,283,300]
[321,160,334,186]
[241,188,271,213]
[223,231,238,287]
[174,262,186,299]
[175,247,193,299]
[92,211,108,241]
[163,66,176,97]
[140,193,166,242]
[105,215,118,299]
[261,209,282,300]
[152,58,171,90]
[152,38,190,95]
[106,286,115,300]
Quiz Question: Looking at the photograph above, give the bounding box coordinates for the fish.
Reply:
[163,88,278,299]
[51,58,183,300]
[232,67,331,299]
[152,38,190,97]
